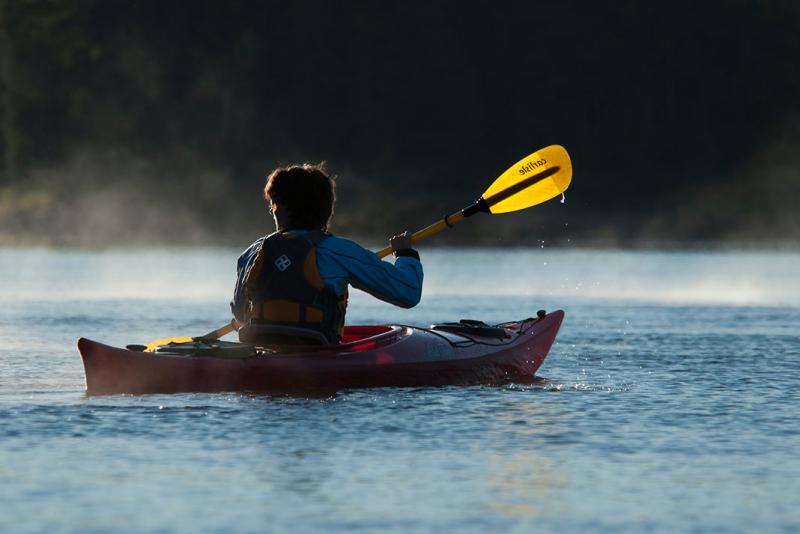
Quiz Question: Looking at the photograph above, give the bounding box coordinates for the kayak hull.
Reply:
[78,310,564,395]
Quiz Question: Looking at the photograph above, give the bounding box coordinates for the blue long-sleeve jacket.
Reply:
[231,231,423,323]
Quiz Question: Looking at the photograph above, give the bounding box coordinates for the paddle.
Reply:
[144,145,572,349]
[143,319,238,352]
[374,144,572,258]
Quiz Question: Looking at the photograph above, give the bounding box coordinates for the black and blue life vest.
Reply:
[242,231,346,343]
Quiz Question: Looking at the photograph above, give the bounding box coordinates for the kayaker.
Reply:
[231,163,423,344]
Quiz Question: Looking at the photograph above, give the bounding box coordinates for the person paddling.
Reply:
[231,164,423,345]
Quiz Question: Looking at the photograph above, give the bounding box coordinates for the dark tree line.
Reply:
[1,0,799,246]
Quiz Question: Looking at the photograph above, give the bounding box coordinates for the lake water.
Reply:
[1,247,798,532]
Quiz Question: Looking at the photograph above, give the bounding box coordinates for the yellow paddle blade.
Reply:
[144,336,193,352]
[140,320,239,352]
[481,145,572,214]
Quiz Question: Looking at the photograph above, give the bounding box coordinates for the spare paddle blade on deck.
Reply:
[144,336,193,352]
[481,145,572,214]
[142,320,240,351]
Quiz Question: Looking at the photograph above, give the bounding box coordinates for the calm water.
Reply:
[1,247,799,533]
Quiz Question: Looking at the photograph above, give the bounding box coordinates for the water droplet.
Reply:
[560,192,566,204]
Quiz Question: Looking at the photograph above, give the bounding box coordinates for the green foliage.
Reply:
[1,0,799,245]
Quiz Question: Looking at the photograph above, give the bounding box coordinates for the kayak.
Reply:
[77,310,564,395]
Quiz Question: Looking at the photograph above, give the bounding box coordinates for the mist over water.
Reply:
[1,246,799,532]
[3,247,798,307]
[425,248,800,306]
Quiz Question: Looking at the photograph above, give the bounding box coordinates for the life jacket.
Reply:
[242,230,347,343]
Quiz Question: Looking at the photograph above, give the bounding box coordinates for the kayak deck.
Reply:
[78,310,564,395]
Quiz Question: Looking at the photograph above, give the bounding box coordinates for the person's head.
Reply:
[264,163,336,231]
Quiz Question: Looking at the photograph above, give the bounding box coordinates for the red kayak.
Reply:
[77,310,564,395]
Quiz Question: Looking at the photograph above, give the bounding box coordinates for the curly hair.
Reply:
[264,163,336,230]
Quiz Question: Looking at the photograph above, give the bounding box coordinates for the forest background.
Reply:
[1,0,798,248]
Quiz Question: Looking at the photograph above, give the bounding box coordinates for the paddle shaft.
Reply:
[373,165,560,258]
[198,319,238,340]
[374,199,489,258]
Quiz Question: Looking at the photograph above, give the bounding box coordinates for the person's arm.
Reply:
[230,239,264,322]
[319,235,423,308]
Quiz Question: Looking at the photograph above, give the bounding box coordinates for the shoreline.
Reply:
[2,237,798,253]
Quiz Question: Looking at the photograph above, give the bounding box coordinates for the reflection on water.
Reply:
[484,401,571,520]
[486,450,568,520]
